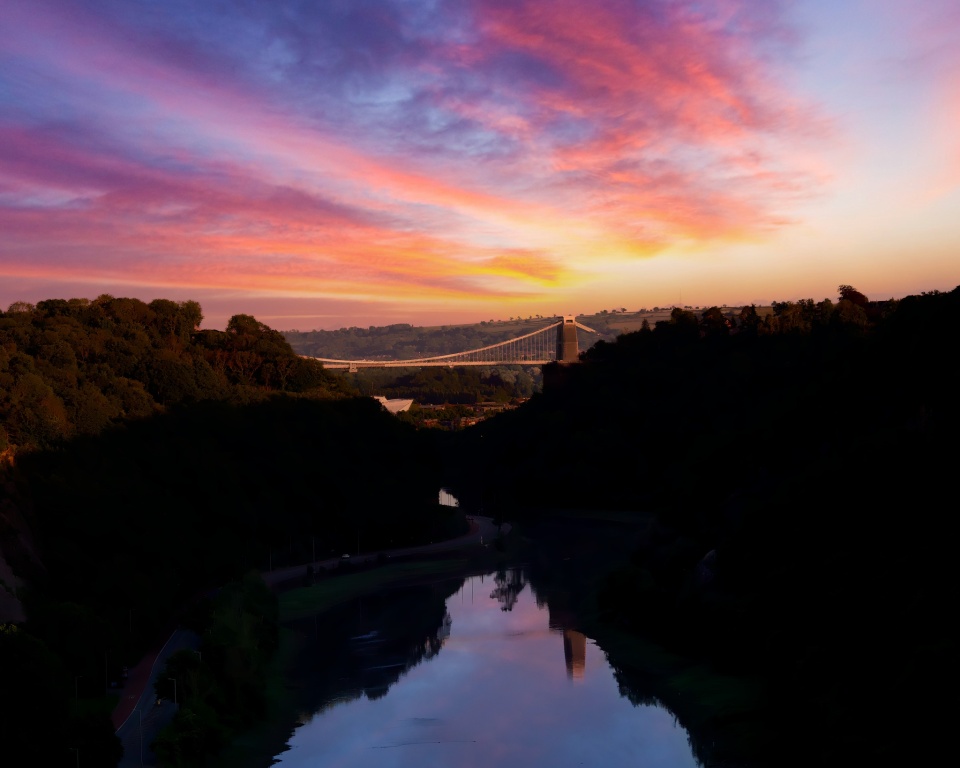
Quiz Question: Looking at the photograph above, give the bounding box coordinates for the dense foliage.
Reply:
[0,297,471,765]
[450,286,959,765]
[1,391,461,763]
[153,574,279,766]
[354,366,537,405]
[0,296,352,453]
[2,285,954,765]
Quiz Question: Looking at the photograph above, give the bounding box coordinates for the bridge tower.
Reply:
[556,315,580,362]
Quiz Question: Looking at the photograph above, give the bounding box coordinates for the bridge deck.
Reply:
[304,317,594,370]
[315,358,556,369]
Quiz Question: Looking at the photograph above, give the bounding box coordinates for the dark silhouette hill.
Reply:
[448,287,960,765]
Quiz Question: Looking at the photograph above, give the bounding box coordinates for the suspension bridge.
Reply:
[308,315,597,371]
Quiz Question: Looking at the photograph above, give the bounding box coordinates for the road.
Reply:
[112,515,504,764]
[115,628,199,767]
[260,514,504,589]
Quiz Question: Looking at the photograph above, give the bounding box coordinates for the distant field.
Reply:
[412,305,772,334]
[366,306,774,337]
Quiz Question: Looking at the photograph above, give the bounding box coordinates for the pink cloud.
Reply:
[458,0,821,236]
[0,0,833,311]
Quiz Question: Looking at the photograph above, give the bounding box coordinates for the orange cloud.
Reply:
[0,0,833,316]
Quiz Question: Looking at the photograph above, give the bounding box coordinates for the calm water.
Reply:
[274,571,699,768]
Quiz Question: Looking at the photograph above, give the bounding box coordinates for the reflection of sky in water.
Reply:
[275,575,699,768]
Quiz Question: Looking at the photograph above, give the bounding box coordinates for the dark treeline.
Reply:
[3,395,456,763]
[0,297,463,765]
[3,286,956,765]
[0,295,355,454]
[354,366,538,405]
[448,286,959,765]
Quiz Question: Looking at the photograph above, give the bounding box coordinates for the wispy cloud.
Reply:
[1,0,838,316]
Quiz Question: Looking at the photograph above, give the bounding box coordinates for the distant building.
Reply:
[373,395,414,414]
[439,488,459,507]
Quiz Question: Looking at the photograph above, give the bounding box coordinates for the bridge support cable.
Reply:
[308,320,565,369]
[305,317,595,370]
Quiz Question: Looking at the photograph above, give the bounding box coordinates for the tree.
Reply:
[818,298,835,324]
[835,299,868,329]
[36,298,73,317]
[837,285,868,307]
[226,351,262,387]
[147,355,200,404]
[226,314,264,339]
[149,299,182,346]
[670,307,698,327]
[738,305,761,335]
[6,373,71,447]
[179,300,203,333]
[73,382,119,434]
[700,307,728,337]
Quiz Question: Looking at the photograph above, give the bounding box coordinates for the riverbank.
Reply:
[210,542,507,766]
[213,511,767,768]
[583,624,769,767]
[258,514,497,591]
[113,512,492,736]
[150,507,764,768]
[516,511,772,767]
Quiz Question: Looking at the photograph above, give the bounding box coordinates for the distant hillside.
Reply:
[284,306,772,360]
[284,317,572,360]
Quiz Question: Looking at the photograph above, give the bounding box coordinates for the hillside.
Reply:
[283,307,774,361]
[447,286,959,765]
[0,297,353,455]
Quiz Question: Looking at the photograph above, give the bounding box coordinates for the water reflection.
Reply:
[489,566,525,611]
[562,629,587,680]
[275,573,699,768]
[285,577,460,734]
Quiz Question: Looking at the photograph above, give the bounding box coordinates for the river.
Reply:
[271,569,700,767]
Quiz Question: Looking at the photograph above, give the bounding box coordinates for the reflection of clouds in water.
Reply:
[276,574,698,768]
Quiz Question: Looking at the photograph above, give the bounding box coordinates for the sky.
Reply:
[2,0,958,330]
